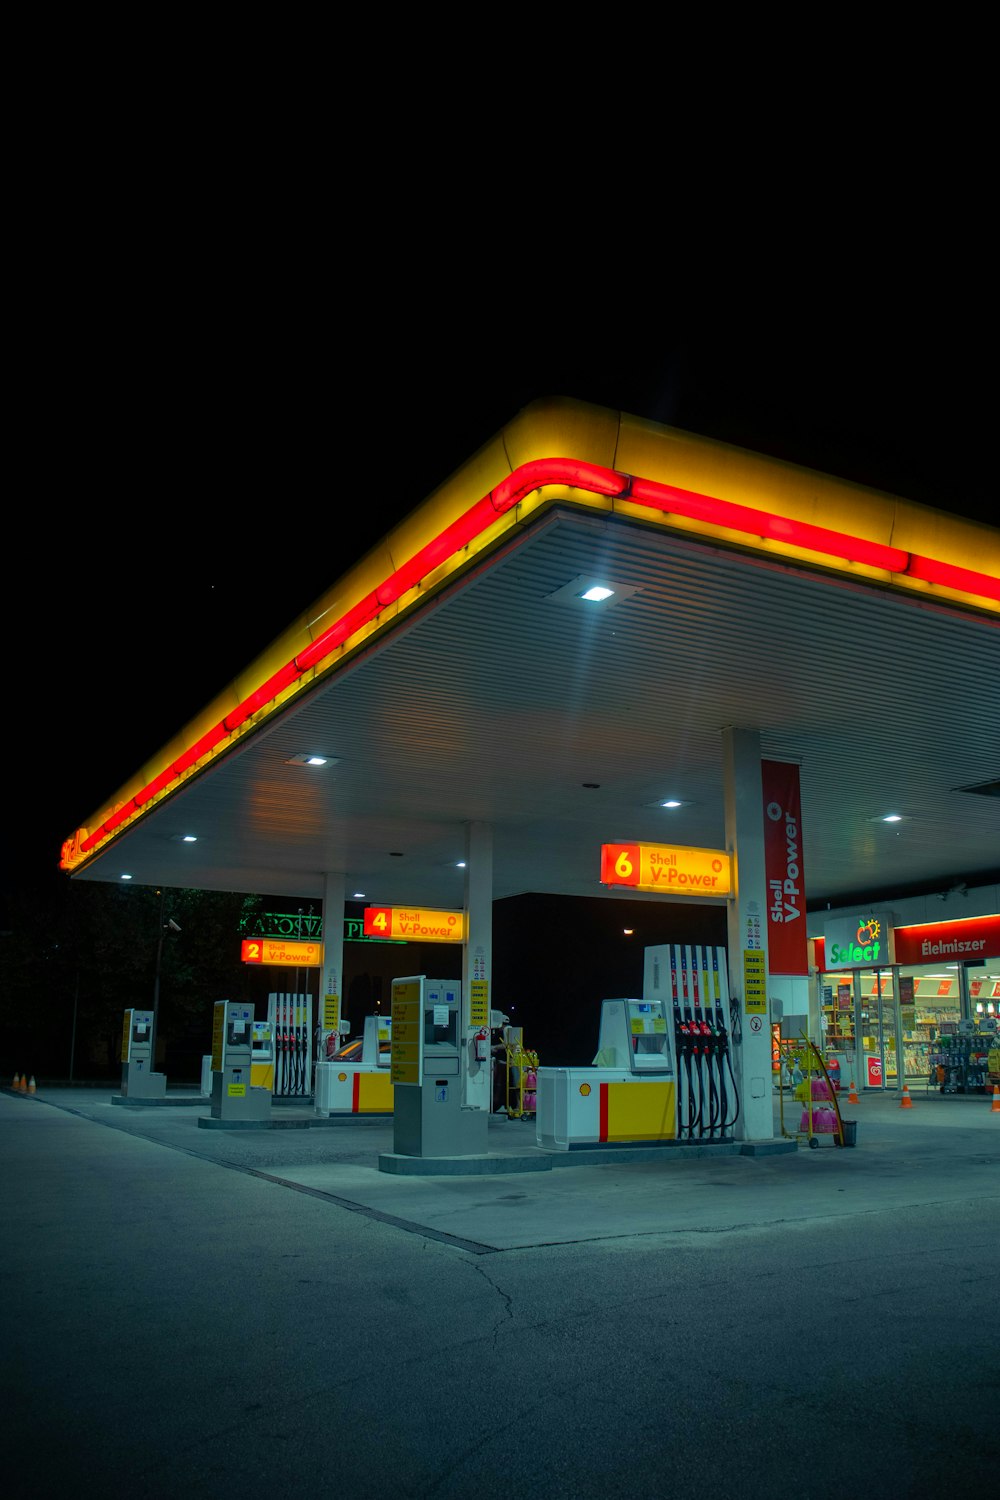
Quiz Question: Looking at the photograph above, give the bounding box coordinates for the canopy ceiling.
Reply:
[65,398,1000,914]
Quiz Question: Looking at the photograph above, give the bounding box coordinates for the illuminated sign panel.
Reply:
[241,938,323,967]
[240,911,324,939]
[238,912,405,944]
[743,950,767,1014]
[600,843,731,896]
[363,907,466,942]
[822,911,895,971]
[892,914,1000,965]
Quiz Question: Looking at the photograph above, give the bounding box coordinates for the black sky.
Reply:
[6,303,994,922]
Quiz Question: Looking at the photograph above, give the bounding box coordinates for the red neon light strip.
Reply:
[599,1083,609,1143]
[902,554,1000,596]
[627,477,910,572]
[352,1072,361,1112]
[76,459,999,856]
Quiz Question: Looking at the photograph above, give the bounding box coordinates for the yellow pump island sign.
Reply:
[600,842,732,896]
[390,978,423,1085]
[241,938,323,966]
[364,907,466,942]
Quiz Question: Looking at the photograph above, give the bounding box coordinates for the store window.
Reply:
[897,964,962,1084]
[968,958,1000,1022]
[819,973,855,1087]
[818,964,964,1089]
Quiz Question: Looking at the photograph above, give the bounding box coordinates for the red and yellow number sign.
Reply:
[600,843,732,896]
[241,938,323,966]
[363,907,466,943]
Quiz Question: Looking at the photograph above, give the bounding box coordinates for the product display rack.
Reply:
[778,1036,848,1148]
[930,1027,999,1094]
[821,983,855,1052]
[822,1013,856,1049]
[502,1037,539,1120]
[903,1007,958,1084]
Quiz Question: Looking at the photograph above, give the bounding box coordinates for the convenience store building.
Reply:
[808,903,999,1094]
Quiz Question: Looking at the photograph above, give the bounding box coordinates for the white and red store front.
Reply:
[811,913,1000,1094]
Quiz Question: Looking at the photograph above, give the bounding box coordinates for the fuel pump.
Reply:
[315,1015,392,1115]
[713,951,740,1136]
[390,977,488,1158]
[645,944,739,1143]
[207,1001,272,1125]
[119,1009,167,1100]
[268,993,312,1098]
[672,948,699,1140]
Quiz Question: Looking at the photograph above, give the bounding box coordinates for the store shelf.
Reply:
[930,1030,997,1094]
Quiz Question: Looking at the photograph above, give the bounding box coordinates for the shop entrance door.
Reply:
[859,967,900,1091]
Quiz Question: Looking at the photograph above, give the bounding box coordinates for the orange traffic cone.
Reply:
[848,1079,859,1104]
[990,1085,1000,1114]
[899,1084,914,1109]
[27,1076,36,1095]
[18,1074,28,1092]
[12,1072,20,1090]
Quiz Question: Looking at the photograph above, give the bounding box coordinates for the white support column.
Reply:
[722,728,775,1141]
[320,872,346,1062]
[462,821,493,1110]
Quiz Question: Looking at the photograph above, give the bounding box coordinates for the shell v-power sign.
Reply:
[600,843,732,895]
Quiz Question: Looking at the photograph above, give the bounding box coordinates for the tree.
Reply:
[0,880,269,1082]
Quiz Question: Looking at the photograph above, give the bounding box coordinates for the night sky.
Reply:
[5,305,994,930]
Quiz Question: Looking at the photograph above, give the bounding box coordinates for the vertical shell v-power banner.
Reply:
[762,760,808,976]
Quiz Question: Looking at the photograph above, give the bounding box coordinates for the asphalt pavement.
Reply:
[2,1081,998,1498]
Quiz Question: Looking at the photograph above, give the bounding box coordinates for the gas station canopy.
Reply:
[61,396,1000,910]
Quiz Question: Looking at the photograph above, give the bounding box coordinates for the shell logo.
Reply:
[579,1083,592,1096]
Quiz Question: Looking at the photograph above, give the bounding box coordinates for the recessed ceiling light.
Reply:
[182,835,197,843]
[120,874,132,881]
[455,861,466,868]
[868,812,910,823]
[352,891,366,899]
[646,798,693,809]
[546,574,640,607]
[285,754,339,767]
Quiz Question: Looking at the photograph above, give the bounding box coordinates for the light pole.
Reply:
[69,968,80,1083]
[150,890,181,1072]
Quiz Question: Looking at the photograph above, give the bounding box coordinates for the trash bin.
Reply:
[840,1119,858,1147]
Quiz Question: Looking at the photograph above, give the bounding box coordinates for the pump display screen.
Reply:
[424,1010,459,1047]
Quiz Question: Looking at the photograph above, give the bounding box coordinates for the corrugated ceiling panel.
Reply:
[75,509,1000,905]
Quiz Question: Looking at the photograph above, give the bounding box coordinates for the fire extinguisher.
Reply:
[474,1028,490,1062]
